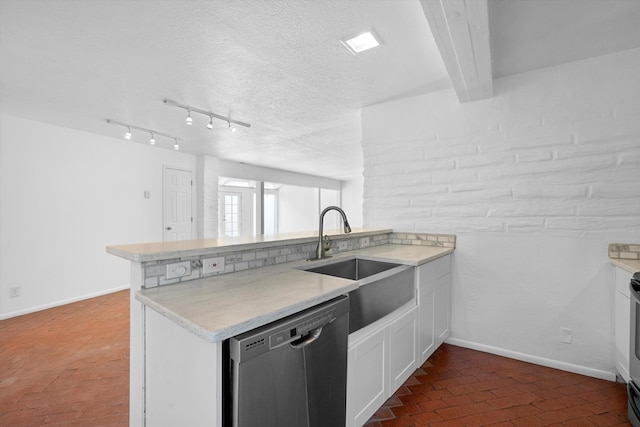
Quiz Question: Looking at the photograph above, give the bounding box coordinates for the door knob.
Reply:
[166,227,172,230]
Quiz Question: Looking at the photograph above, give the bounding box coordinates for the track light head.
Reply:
[174,139,180,150]
[106,119,179,149]
[163,99,250,131]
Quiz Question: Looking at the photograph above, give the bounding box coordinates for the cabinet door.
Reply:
[615,290,630,382]
[347,325,389,427]
[389,306,418,391]
[434,274,451,346]
[418,284,436,365]
[614,267,631,382]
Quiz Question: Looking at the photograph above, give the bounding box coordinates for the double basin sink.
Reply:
[302,258,414,333]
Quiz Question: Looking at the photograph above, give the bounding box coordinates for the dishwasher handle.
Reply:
[290,327,323,349]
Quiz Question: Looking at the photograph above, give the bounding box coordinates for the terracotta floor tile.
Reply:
[510,414,552,426]
[367,344,630,427]
[391,402,425,417]
[0,291,129,427]
[380,416,416,427]
[410,410,445,425]
[418,399,448,412]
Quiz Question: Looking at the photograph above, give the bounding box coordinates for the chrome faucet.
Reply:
[316,206,352,260]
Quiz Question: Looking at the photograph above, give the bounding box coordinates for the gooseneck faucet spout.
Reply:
[316,206,352,260]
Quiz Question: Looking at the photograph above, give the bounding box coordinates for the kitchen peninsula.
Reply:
[107,229,455,427]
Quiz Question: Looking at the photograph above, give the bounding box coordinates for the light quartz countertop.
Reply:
[137,244,453,343]
[611,258,640,274]
[107,228,391,262]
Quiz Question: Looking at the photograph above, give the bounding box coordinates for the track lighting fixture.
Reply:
[105,119,181,149]
[173,138,180,150]
[164,99,251,131]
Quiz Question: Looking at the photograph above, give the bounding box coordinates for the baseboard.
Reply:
[0,285,130,320]
[445,337,617,382]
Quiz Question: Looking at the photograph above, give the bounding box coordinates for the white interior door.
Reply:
[220,192,241,237]
[164,167,192,241]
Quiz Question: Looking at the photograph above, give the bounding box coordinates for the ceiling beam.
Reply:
[420,0,493,103]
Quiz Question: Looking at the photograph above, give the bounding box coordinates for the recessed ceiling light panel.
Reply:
[340,29,382,55]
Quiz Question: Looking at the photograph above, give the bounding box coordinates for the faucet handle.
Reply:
[322,234,331,251]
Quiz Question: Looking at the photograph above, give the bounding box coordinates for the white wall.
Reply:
[361,48,640,377]
[0,115,197,318]
[278,185,318,233]
[342,175,364,228]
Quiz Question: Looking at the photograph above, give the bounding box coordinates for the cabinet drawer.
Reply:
[417,255,450,289]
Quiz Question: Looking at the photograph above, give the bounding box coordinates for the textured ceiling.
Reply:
[490,0,640,78]
[1,0,639,181]
[0,0,450,181]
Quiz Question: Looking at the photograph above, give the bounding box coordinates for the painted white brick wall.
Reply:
[362,48,640,378]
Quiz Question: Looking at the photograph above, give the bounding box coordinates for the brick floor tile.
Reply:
[417,399,448,412]
[380,416,416,427]
[428,419,465,426]
[410,410,445,425]
[535,406,586,424]
[391,402,425,417]
[561,418,599,426]
[510,414,551,426]
[487,396,522,410]
[0,291,130,427]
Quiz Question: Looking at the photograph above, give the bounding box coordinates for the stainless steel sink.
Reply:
[303,258,414,333]
[304,258,400,280]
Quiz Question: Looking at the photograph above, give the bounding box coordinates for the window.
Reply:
[218,176,341,237]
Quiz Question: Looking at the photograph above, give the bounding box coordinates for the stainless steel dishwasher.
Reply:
[224,295,349,427]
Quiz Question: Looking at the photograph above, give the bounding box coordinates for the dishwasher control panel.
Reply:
[269,310,336,349]
[229,295,349,363]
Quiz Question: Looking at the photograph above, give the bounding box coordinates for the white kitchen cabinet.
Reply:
[347,255,452,427]
[145,308,222,427]
[416,255,451,365]
[418,281,436,362]
[615,266,631,382]
[346,301,417,427]
[434,274,451,346]
[347,323,389,427]
[389,305,418,391]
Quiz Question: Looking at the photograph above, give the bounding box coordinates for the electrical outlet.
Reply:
[166,261,191,279]
[560,327,572,344]
[360,237,370,247]
[9,286,20,298]
[338,241,348,251]
[202,257,225,275]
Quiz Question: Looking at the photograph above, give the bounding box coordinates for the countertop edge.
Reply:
[611,258,640,274]
[136,281,359,343]
[107,229,393,262]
